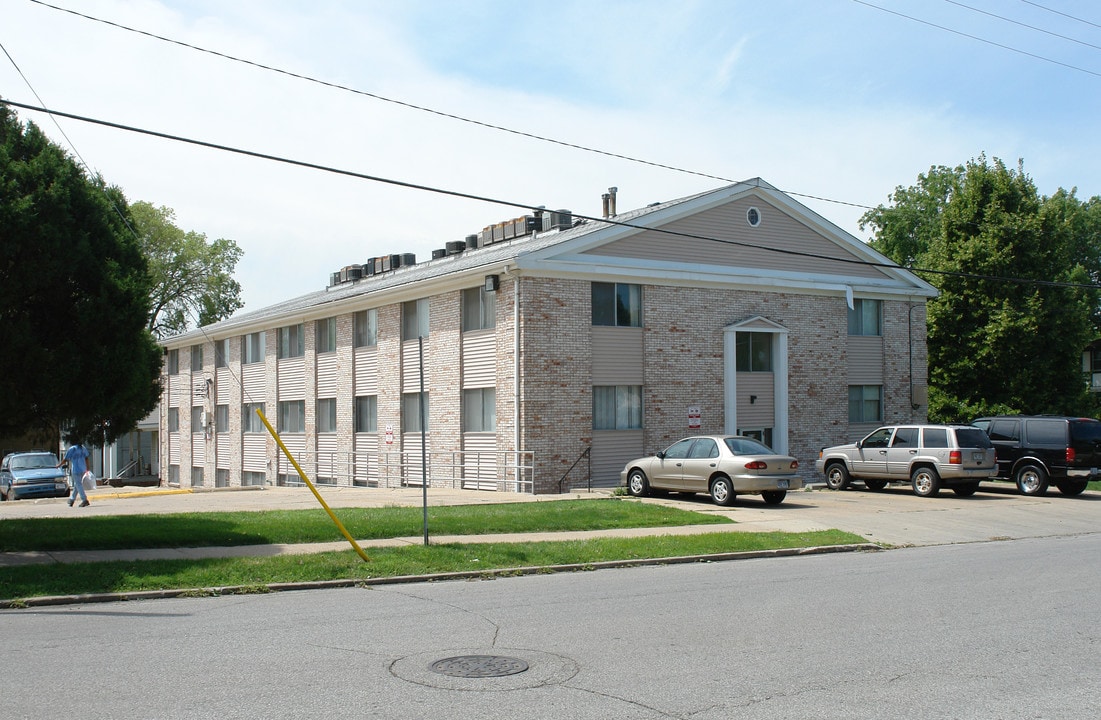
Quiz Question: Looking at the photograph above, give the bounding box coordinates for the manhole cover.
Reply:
[430,655,529,678]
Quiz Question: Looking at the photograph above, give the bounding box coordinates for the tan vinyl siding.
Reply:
[590,429,644,487]
[462,330,497,388]
[216,434,231,469]
[354,346,378,394]
[316,434,341,479]
[242,362,265,399]
[736,372,774,426]
[462,432,498,489]
[168,432,181,465]
[401,433,429,485]
[847,336,884,384]
[316,353,338,398]
[168,376,187,408]
[592,326,643,384]
[354,434,378,485]
[584,197,890,280]
[276,436,306,479]
[402,340,427,393]
[242,435,266,472]
[216,367,232,399]
[191,435,206,466]
[277,357,306,399]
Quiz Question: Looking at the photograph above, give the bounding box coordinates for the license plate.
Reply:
[55,482,68,490]
[972,452,984,462]
[777,480,790,490]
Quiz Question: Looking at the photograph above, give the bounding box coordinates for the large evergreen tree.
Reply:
[0,104,163,444]
[862,156,1100,422]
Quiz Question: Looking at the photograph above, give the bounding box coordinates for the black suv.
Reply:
[971,416,1101,496]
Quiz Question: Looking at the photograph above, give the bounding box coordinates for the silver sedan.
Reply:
[620,435,802,506]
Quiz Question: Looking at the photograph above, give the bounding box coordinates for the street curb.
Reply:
[0,543,882,609]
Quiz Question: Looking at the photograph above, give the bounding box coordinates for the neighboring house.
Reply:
[158,179,937,494]
[1084,339,1101,393]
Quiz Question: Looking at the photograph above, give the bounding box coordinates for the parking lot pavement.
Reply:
[1,482,1097,549]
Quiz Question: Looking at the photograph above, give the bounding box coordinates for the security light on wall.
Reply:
[484,274,499,292]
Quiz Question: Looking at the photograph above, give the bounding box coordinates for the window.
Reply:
[688,438,719,458]
[317,398,337,433]
[891,427,919,448]
[167,407,179,432]
[242,402,266,433]
[167,349,180,375]
[316,318,336,353]
[215,404,229,433]
[462,287,496,332]
[214,338,229,368]
[243,332,265,364]
[403,392,429,433]
[663,439,694,459]
[592,282,641,327]
[402,299,429,340]
[168,465,179,485]
[354,395,377,433]
[736,332,773,372]
[848,299,882,336]
[241,470,266,487]
[463,388,496,432]
[191,406,204,433]
[278,400,305,433]
[278,324,304,358]
[215,469,229,488]
[354,309,378,348]
[987,419,1019,442]
[191,467,204,487]
[861,427,893,448]
[849,385,883,424]
[191,344,203,372]
[593,385,642,430]
[923,428,949,448]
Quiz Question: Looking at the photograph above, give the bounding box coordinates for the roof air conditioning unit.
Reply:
[432,248,447,260]
[465,234,479,249]
[445,241,465,255]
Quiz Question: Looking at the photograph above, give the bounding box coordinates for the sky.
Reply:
[3,0,1100,316]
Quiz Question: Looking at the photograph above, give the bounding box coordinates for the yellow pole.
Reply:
[256,409,371,562]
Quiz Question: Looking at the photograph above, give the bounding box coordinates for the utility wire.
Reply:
[23,0,872,213]
[945,0,1101,52]
[854,0,1101,77]
[1020,0,1101,31]
[3,97,1098,292]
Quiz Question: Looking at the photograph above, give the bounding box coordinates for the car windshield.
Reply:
[954,428,993,449]
[10,454,58,470]
[724,437,775,455]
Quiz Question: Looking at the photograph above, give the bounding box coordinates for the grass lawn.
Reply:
[0,529,865,602]
[0,499,730,553]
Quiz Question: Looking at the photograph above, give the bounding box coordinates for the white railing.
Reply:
[274,449,534,493]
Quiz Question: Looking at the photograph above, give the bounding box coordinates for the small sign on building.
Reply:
[385,424,395,445]
[687,405,701,430]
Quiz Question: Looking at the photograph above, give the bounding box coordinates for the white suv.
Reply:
[815,425,996,497]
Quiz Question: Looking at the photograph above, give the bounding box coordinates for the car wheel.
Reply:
[1055,479,1088,497]
[626,469,650,498]
[824,463,851,490]
[864,479,887,492]
[761,490,787,505]
[710,476,736,506]
[952,482,980,497]
[1014,464,1049,496]
[911,466,940,497]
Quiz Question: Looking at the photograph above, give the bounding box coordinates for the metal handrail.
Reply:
[558,446,592,493]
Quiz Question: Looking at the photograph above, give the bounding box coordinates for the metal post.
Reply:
[419,336,428,546]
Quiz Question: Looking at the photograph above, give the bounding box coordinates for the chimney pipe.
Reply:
[601,193,610,218]
[608,186,618,217]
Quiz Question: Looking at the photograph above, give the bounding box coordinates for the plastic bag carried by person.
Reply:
[81,470,97,492]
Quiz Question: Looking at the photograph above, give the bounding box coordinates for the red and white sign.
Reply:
[385,424,394,445]
[687,406,701,430]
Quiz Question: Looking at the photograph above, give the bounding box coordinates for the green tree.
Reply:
[0,104,163,444]
[861,156,1100,422]
[131,201,243,339]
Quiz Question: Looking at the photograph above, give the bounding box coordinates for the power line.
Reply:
[3,97,1098,293]
[944,0,1101,52]
[853,0,1101,77]
[23,0,873,214]
[1020,0,1101,31]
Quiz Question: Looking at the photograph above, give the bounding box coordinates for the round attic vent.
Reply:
[746,207,762,227]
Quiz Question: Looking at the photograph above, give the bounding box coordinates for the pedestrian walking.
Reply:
[59,442,92,507]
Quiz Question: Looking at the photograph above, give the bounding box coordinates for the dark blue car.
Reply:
[0,451,70,501]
